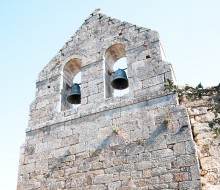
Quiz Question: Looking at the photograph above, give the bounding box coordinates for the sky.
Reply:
[0,1,220,189]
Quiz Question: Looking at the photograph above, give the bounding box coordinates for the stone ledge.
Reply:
[26,94,177,132]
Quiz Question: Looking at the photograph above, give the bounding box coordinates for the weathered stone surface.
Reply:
[17,10,202,190]
[182,95,220,190]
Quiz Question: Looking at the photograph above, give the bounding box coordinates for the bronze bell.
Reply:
[67,83,81,104]
[111,69,129,90]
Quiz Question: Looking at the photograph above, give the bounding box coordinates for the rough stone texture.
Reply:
[17,10,201,189]
[182,96,220,190]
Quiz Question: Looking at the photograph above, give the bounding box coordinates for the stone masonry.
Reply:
[182,96,220,190]
[17,10,202,189]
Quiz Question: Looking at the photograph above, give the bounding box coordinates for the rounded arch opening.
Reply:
[104,44,129,98]
[61,58,82,111]
[63,58,82,84]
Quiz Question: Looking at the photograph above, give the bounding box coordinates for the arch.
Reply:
[63,58,82,84]
[105,44,126,69]
[104,44,129,98]
[61,53,86,70]
[61,58,82,111]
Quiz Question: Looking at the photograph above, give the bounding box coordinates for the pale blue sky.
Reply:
[0,1,220,189]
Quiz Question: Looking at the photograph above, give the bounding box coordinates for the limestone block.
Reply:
[94,174,114,184]
[200,157,220,171]
[173,142,186,155]
[138,152,151,162]
[62,134,79,147]
[164,71,173,81]
[151,167,167,176]
[108,181,122,190]
[166,125,192,144]
[168,182,179,189]
[160,173,173,183]
[122,163,134,172]
[153,63,170,75]
[188,107,208,116]
[142,74,164,89]
[179,180,202,189]
[173,172,189,182]
[151,149,173,158]
[129,79,142,91]
[195,111,215,123]
[127,145,144,155]
[119,171,131,181]
[35,159,48,171]
[84,184,106,190]
[135,160,159,170]
[193,123,211,135]
[205,184,220,190]
[209,146,220,157]
[22,162,36,173]
[57,129,72,138]
[35,142,48,153]
[146,135,167,151]
[185,140,196,155]
[73,143,86,154]
[70,173,86,188]
[190,165,201,180]
[178,116,190,127]
[176,155,198,168]
[148,176,160,184]
[142,170,151,178]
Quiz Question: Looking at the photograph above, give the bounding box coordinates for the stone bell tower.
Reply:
[17,10,201,189]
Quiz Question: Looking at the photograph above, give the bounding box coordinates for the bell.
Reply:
[67,83,81,104]
[111,69,129,90]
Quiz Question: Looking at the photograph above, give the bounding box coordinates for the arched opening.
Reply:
[104,44,129,98]
[61,58,82,111]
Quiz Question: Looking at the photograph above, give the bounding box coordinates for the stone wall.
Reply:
[17,95,202,189]
[17,10,201,190]
[182,96,220,190]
